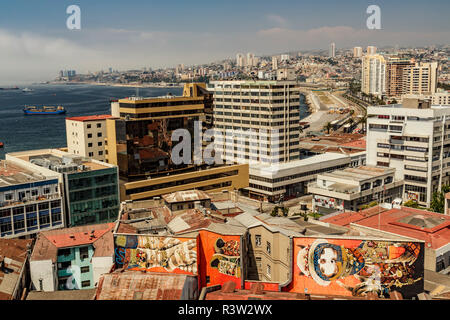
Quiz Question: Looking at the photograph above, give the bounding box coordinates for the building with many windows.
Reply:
[66,115,116,162]
[367,98,450,206]
[6,149,120,227]
[361,54,386,97]
[0,160,64,238]
[105,82,249,201]
[385,57,415,98]
[308,166,403,214]
[403,62,438,96]
[208,80,301,165]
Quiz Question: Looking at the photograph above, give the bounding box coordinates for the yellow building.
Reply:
[105,83,248,201]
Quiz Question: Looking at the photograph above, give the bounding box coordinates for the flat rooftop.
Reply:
[162,190,210,204]
[0,161,47,187]
[250,152,349,175]
[66,114,114,122]
[320,166,395,182]
[8,149,113,173]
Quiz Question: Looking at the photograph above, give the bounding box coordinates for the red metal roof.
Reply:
[95,271,195,300]
[66,114,114,122]
[322,206,450,250]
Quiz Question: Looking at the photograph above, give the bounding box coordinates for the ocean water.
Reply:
[0,84,309,159]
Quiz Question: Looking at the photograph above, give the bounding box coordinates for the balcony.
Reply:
[0,193,61,209]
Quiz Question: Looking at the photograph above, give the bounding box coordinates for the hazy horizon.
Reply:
[0,0,449,85]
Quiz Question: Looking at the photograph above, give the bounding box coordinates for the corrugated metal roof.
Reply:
[95,271,195,300]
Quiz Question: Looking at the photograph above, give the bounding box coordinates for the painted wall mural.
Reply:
[290,238,424,298]
[114,235,198,275]
[198,231,242,289]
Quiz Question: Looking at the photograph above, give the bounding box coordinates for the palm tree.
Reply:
[323,122,333,134]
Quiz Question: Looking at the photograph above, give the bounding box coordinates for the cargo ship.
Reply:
[23,105,66,115]
[0,86,19,90]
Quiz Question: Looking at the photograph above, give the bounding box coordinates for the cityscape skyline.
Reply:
[0,0,449,84]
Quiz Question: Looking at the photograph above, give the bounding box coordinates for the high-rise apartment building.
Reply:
[208,80,301,165]
[361,54,386,97]
[236,53,245,67]
[385,57,415,98]
[366,98,450,206]
[105,83,249,201]
[367,46,377,55]
[353,47,363,58]
[329,42,336,58]
[272,56,278,70]
[66,115,116,162]
[403,62,438,95]
[247,53,255,67]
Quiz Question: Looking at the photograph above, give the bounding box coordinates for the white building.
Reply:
[280,54,290,62]
[361,54,386,97]
[308,166,403,213]
[236,53,245,67]
[353,47,363,58]
[367,46,377,55]
[367,98,450,206]
[247,53,255,67]
[272,56,278,70]
[403,62,438,95]
[66,115,116,162]
[330,42,336,58]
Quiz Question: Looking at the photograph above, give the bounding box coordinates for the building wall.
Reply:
[66,167,120,226]
[57,245,95,290]
[30,259,56,292]
[246,226,291,284]
[66,119,109,162]
[92,256,114,287]
[286,237,424,299]
[122,164,249,201]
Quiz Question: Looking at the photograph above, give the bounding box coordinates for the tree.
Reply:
[430,185,450,213]
[403,199,419,208]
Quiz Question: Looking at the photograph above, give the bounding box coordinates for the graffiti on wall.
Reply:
[292,238,424,298]
[115,235,198,274]
[210,238,241,278]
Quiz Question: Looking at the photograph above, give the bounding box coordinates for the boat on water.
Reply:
[23,105,66,115]
[0,86,19,90]
[22,88,33,92]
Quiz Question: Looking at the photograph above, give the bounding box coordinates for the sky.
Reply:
[0,0,449,84]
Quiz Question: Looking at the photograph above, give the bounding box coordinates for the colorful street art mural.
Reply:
[198,231,242,289]
[290,238,424,298]
[114,235,198,275]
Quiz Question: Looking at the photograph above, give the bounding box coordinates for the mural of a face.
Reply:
[319,247,338,278]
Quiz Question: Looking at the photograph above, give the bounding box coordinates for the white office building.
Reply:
[367,98,450,206]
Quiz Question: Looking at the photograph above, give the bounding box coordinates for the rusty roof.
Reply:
[0,239,33,300]
[95,271,196,300]
[31,223,115,262]
[162,190,211,204]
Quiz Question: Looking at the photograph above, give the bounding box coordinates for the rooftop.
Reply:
[322,206,450,250]
[66,114,114,122]
[31,223,115,262]
[162,190,211,204]
[319,166,395,182]
[95,271,197,300]
[0,161,47,187]
[8,149,113,173]
[26,289,96,300]
[0,239,33,300]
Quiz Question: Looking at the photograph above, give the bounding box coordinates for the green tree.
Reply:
[430,185,450,213]
[403,199,419,208]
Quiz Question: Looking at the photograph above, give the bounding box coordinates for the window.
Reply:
[87,124,91,129]
[88,143,93,148]
[97,123,102,128]
[79,246,89,260]
[98,151,103,156]
[80,266,90,273]
[98,142,103,147]
[267,264,271,278]
[266,241,271,254]
[88,152,94,157]
[5,193,13,201]
[81,280,91,288]
[87,133,92,138]
[97,132,102,137]
[255,235,261,247]
[59,248,71,256]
